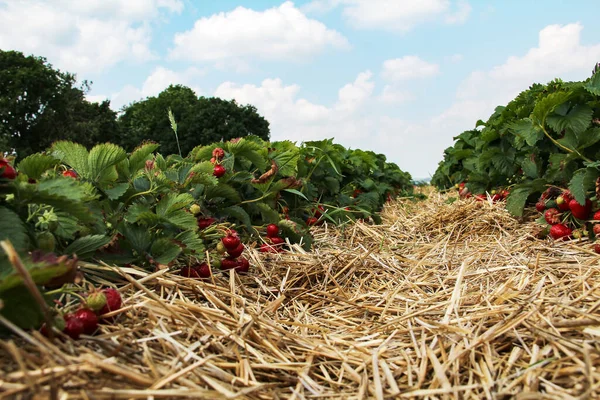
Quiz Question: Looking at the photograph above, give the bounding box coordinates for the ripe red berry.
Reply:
[549,224,572,240]
[0,159,17,180]
[593,211,600,221]
[180,266,201,278]
[197,217,216,230]
[259,243,278,253]
[74,308,99,335]
[266,224,279,238]
[535,201,546,212]
[235,257,250,274]
[196,263,211,279]
[63,314,85,339]
[594,244,600,254]
[222,234,241,250]
[569,198,592,220]
[270,237,285,246]
[62,170,78,179]
[212,148,225,160]
[593,224,600,236]
[213,165,226,178]
[221,258,239,270]
[307,217,318,226]
[544,208,561,225]
[99,288,122,317]
[227,242,245,258]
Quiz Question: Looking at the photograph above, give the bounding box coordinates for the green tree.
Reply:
[117,85,270,156]
[0,50,120,158]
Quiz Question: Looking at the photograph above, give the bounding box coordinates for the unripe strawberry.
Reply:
[216,241,227,254]
[86,291,107,312]
[190,204,201,215]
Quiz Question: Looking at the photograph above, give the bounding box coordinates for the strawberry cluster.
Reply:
[307,205,325,226]
[259,224,286,253]
[456,183,509,202]
[40,288,123,339]
[535,188,600,247]
[210,148,227,178]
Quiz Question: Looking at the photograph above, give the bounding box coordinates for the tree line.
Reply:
[0,50,270,158]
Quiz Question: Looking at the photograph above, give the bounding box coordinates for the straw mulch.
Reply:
[1,193,600,399]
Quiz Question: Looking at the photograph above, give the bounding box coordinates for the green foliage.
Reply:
[432,69,600,215]
[115,85,271,156]
[0,50,120,158]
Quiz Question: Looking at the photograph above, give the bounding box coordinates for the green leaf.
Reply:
[506,186,533,217]
[156,193,194,216]
[150,238,181,265]
[129,142,160,173]
[175,231,205,255]
[220,205,252,229]
[163,210,197,230]
[51,141,89,177]
[101,182,130,200]
[508,118,543,146]
[547,104,593,136]
[568,169,587,205]
[532,91,572,125]
[520,158,539,179]
[64,235,112,260]
[204,183,241,203]
[0,287,45,330]
[278,219,312,251]
[271,141,300,176]
[584,71,600,96]
[0,207,29,252]
[16,154,59,180]
[88,143,128,182]
[119,224,151,254]
[255,202,280,224]
[283,188,309,201]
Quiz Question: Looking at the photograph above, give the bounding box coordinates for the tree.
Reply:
[117,85,270,156]
[0,50,120,158]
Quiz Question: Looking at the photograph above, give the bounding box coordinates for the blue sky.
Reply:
[1,1,600,179]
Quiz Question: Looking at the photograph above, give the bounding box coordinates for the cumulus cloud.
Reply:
[0,0,182,74]
[303,0,471,32]
[88,66,204,109]
[169,1,349,66]
[382,56,440,81]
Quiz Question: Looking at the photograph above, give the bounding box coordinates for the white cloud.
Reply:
[169,1,349,65]
[88,66,204,109]
[382,56,440,81]
[378,86,413,104]
[0,0,182,74]
[303,0,471,32]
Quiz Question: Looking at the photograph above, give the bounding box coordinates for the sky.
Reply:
[1,1,600,179]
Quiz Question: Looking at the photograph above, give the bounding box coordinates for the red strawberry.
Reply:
[313,205,325,218]
[221,258,239,270]
[307,217,318,226]
[593,224,600,236]
[197,217,216,230]
[180,266,201,278]
[544,208,561,225]
[99,288,122,317]
[593,211,600,221]
[474,194,486,201]
[270,237,285,246]
[62,170,78,179]
[535,201,546,212]
[235,257,250,274]
[352,189,362,198]
[63,314,85,339]
[0,159,17,179]
[492,193,503,202]
[227,242,245,258]
[569,199,592,220]
[556,192,572,211]
[266,224,279,238]
[259,243,278,253]
[196,263,211,279]
[222,234,241,250]
[74,308,99,335]
[213,165,226,178]
[212,148,225,160]
[549,224,572,240]
[594,244,600,254]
